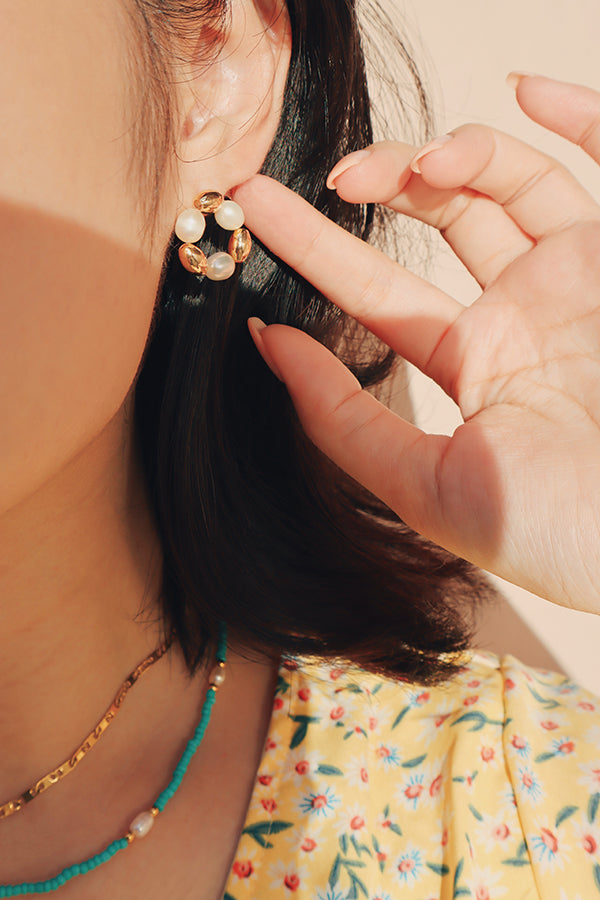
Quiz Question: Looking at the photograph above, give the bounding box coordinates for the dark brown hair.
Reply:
[127,0,496,685]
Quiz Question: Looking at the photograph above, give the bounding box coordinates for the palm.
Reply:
[235,74,600,614]
[433,230,600,610]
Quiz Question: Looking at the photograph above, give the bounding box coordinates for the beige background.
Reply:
[377,0,600,693]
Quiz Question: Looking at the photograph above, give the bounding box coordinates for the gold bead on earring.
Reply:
[175,191,252,280]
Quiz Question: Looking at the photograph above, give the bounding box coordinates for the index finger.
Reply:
[230,174,463,379]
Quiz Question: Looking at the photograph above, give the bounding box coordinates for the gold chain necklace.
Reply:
[0,633,174,820]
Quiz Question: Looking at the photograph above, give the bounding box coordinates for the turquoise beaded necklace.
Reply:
[0,622,228,897]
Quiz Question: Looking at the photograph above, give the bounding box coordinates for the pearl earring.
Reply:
[175,190,252,280]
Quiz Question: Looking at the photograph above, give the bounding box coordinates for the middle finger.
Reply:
[412,122,600,241]
[328,139,536,289]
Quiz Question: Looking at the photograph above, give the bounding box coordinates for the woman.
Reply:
[2,0,600,896]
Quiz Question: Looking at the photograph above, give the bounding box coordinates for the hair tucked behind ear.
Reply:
[131,0,497,686]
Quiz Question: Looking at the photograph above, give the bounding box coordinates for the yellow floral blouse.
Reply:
[221,649,600,899]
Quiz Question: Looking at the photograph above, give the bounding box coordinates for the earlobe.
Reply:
[177,0,291,194]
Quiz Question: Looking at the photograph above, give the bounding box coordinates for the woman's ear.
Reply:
[175,0,291,200]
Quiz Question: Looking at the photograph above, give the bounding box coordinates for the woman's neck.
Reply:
[0,399,172,804]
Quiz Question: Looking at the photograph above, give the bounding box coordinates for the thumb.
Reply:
[247,317,453,548]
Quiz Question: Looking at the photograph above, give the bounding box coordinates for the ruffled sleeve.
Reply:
[498,652,600,897]
[221,649,600,900]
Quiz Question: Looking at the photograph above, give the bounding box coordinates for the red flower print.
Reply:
[558,741,575,754]
[330,706,345,720]
[301,837,317,852]
[283,659,299,670]
[435,713,451,728]
[583,834,597,854]
[232,860,254,879]
[295,760,310,775]
[540,721,558,731]
[350,815,365,830]
[298,687,311,702]
[441,827,449,846]
[329,668,344,680]
[398,859,415,873]
[429,774,443,797]
[404,784,423,800]
[265,738,277,751]
[284,873,300,891]
[360,767,368,783]
[258,774,273,786]
[416,691,430,705]
[463,695,479,707]
[579,701,595,711]
[382,818,391,828]
[540,828,558,853]
[481,746,495,762]
[368,716,378,730]
[492,823,510,840]
[311,794,328,810]
[376,746,391,759]
[467,680,481,689]
[504,678,516,690]
[475,888,490,900]
[261,798,277,813]
[522,772,534,789]
[273,697,284,710]
[376,851,387,863]
[511,735,527,750]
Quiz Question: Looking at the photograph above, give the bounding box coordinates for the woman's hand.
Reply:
[232,73,600,616]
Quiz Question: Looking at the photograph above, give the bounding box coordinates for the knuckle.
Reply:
[436,189,476,234]
[576,109,600,153]
[353,263,396,320]
[330,389,384,441]
[501,160,558,209]
[291,216,326,268]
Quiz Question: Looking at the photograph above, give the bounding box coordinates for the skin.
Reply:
[240,74,600,617]
[3,1,599,895]
[0,0,291,894]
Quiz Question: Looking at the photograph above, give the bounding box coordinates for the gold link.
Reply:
[228,227,252,263]
[0,634,174,820]
[193,191,223,214]
[178,243,208,275]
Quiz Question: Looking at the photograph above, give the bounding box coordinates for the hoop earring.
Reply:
[175,191,252,281]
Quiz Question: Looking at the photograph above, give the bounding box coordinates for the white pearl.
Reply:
[206,252,236,281]
[209,665,226,686]
[214,200,244,231]
[130,810,155,838]
[175,208,206,243]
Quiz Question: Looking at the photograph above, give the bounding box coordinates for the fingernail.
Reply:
[326,148,373,190]
[506,71,541,90]
[409,134,454,175]
[247,317,284,381]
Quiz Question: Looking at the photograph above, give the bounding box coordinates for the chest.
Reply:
[52,660,281,900]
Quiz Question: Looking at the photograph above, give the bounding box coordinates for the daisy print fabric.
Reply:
[220,650,600,899]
